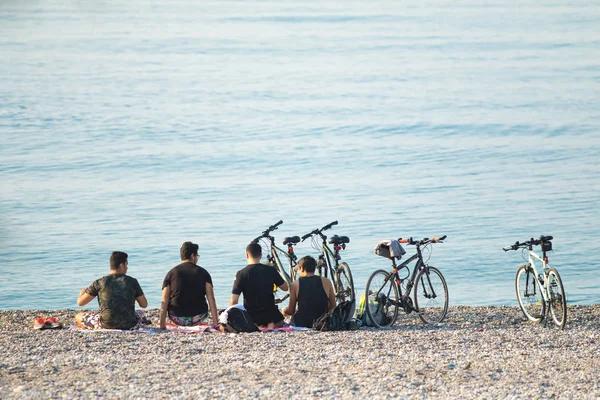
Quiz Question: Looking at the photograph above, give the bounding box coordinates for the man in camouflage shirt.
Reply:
[76,251,148,330]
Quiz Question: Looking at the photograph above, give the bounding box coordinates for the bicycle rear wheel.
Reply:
[364,270,399,328]
[515,264,545,322]
[414,266,448,324]
[548,268,567,329]
[336,262,356,315]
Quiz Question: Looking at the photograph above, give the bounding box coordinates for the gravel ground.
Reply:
[1,305,599,399]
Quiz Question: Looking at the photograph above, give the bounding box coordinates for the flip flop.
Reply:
[44,317,63,329]
[33,317,46,330]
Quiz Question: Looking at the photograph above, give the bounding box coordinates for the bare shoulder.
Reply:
[321,277,333,289]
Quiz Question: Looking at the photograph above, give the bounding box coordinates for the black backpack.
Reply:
[313,300,355,331]
[222,307,260,333]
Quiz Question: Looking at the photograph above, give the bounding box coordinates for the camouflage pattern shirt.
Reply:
[86,274,144,329]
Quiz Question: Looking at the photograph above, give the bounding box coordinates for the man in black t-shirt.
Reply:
[230,242,289,328]
[159,241,219,329]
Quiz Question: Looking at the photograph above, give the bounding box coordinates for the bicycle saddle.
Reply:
[283,236,301,245]
[540,235,553,242]
[328,235,350,245]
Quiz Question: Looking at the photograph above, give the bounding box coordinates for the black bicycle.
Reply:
[301,221,356,313]
[252,220,300,305]
[365,236,449,327]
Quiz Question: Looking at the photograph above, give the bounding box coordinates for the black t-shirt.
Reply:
[231,263,285,325]
[86,274,144,330]
[162,262,213,317]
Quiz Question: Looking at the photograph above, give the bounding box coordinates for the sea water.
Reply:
[1,0,599,310]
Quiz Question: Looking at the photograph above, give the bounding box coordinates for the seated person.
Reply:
[160,241,218,329]
[76,251,148,330]
[283,255,336,327]
[230,242,289,328]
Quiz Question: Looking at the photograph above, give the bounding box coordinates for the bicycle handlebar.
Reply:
[398,235,447,246]
[301,220,339,242]
[252,220,283,243]
[502,235,553,251]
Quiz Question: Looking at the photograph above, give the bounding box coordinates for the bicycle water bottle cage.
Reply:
[328,235,350,245]
[283,236,301,245]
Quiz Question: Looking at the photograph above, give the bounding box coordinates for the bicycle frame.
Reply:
[319,242,338,278]
[267,240,296,284]
[521,248,552,304]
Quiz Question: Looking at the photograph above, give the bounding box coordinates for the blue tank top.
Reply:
[294,275,330,328]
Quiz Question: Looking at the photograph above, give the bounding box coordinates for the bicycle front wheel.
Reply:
[515,264,545,322]
[548,268,567,329]
[336,262,356,315]
[414,266,448,324]
[364,270,399,328]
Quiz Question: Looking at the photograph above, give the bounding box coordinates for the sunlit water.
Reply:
[1,0,599,310]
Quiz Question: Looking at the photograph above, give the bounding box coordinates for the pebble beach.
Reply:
[1,305,599,399]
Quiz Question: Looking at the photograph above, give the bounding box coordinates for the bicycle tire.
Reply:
[414,266,449,324]
[336,262,356,315]
[515,264,545,323]
[547,268,567,329]
[364,269,399,328]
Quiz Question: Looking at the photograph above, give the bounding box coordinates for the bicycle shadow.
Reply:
[359,304,596,332]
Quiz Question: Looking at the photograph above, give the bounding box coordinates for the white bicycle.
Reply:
[503,235,567,329]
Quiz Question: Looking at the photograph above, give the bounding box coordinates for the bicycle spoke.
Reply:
[414,266,448,324]
[364,270,399,328]
[548,268,567,329]
[515,265,545,322]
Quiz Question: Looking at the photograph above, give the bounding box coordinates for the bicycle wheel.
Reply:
[336,262,356,315]
[515,264,545,322]
[414,266,449,324]
[364,270,399,328]
[547,268,567,329]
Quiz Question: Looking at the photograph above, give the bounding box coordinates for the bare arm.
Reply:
[279,281,289,292]
[159,286,170,329]
[230,294,240,306]
[77,288,95,307]
[205,282,219,326]
[136,295,148,308]
[324,278,336,310]
[283,281,298,316]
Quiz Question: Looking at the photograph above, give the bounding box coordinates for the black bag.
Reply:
[222,307,259,333]
[313,300,355,331]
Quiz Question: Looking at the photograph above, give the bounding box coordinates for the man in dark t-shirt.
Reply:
[76,251,148,330]
[159,241,218,329]
[230,242,289,328]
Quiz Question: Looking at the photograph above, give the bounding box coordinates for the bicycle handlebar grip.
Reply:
[322,220,338,231]
[301,232,312,241]
[398,238,408,243]
[271,220,283,230]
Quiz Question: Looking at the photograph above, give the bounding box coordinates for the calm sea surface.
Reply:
[1,1,599,310]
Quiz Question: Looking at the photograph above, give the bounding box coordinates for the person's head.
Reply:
[246,242,262,263]
[180,241,199,262]
[298,255,317,276]
[110,251,128,273]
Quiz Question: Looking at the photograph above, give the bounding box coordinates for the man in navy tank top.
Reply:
[283,255,335,328]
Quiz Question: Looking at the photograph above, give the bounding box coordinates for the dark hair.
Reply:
[180,241,199,261]
[298,255,317,273]
[110,251,128,270]
[246,242,262,259]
